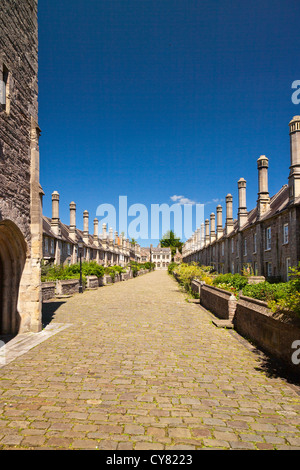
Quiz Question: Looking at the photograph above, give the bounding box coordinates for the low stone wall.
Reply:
[200,284,237,321]
[234,295,300,375]
[56,279,80,296]
[86,276,99,289]
[121,272,132,281]
[41,282,56,301]
[248,276,265,285]
[191,279,201,296]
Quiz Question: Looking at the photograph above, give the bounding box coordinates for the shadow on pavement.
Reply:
[42,301,66,329]
[254,353,300,388]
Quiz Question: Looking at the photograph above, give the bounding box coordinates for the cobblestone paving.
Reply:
[0,270,300,450]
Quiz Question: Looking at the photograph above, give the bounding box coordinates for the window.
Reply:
[1,65,10,114]
[244,239,247,256]
[266,262,272,277]
[44,237,49,253]
[253,233,257,253]
[231,238,234,253]
[254,262,258,276]
[283,224,289,244]
[50,239,55,255]
[221,242,224,256]
[67,244,71,256]
[265,227,271,250]
[286,258,291,281]
[231,261,235,274]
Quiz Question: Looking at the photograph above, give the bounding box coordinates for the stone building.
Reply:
[150,245,172,270]
[183,116,300,282]
[140,247,151,263]
[42,191,141,267]
[0,1,42,335]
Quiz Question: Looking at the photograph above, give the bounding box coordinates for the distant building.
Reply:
[150,245,172,270]
[183,116,300,282]
[140,247,151,263]
[174,248,183,264]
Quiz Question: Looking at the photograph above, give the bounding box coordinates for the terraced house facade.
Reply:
[42,191,141,268]
[182,116,300,282]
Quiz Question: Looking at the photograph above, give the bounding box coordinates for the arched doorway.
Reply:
[0,220,27,335]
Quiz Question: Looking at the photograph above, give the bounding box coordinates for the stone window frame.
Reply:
[243,238,247,256]
[254,261,258,276]
[283,223,289,245]
[265,227,271,251]
[44,237,49,253]
[253,233,257,254]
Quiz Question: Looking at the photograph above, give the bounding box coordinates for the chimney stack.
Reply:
[216,205,223,239]
[238,178,248,228]
[205,219,210,246]
[201,223,205,248]
[93,218,99,246]
[102,223,107,239]
[225,194,234,235]
[69,201,76,241]
[83,210,89,244]
[289,116,300,203]
[257,156,270,217]
[51,191,60,236]
[210,213,216,243]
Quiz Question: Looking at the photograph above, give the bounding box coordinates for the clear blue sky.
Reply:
[38,0,300,246]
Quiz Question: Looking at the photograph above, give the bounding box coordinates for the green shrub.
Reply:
[168,262,178,274]
[172,263,213,292]
[213,273,248,291]
[242,282,292,302]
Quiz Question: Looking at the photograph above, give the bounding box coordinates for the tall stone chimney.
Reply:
[201,223,205,248]
[216,205,223,239]
[205,219,210,246]
[83,210,89,244]
[238,178,248,228]
[102,223,107,239]
[93,218,99,246]
[257,156,270,217]
[51,191,60,236]
[69,201,76,242]
[109,228,114,247]
[225,194,234,235]
[289,116,300,203]
[210,213,216,243]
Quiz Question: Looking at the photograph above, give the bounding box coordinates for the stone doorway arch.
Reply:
[0,220,27,335]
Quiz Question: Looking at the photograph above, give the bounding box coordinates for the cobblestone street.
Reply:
[0,270,299,450]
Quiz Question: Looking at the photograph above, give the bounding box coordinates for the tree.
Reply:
[160,230,183,260]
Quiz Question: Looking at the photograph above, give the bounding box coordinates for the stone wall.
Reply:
[56,279,80,296]
[234,295,300,376]
[0,0,42,334]
[41,282,56,301]
[86,276,99,289]
[200,284,237,321]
